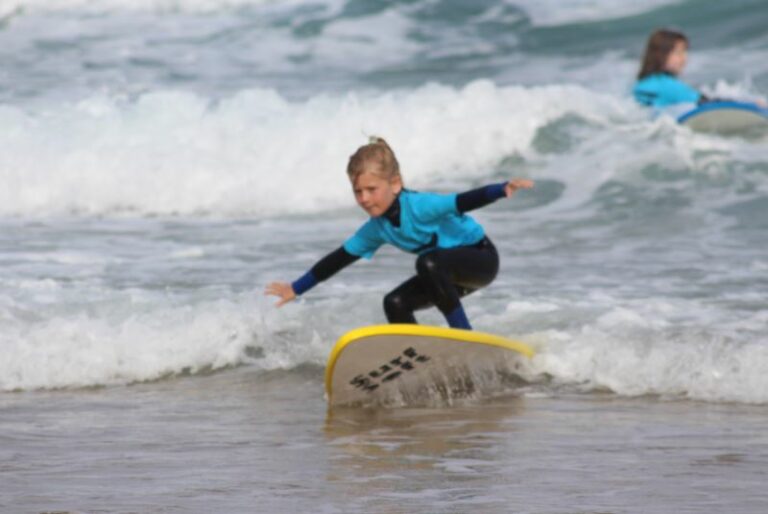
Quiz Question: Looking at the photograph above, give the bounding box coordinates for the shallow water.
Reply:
[3,368,767,513]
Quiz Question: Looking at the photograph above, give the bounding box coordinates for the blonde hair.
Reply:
[346,136,402,183]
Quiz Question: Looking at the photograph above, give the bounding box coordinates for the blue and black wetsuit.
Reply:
[291,183,510,330]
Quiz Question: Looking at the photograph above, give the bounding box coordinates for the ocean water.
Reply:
[1,0,767,512]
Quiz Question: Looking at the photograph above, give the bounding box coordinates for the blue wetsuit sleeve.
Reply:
[455,183,507,213]
[291,246,359,295]
[291,271,318,296]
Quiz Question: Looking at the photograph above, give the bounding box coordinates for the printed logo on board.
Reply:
[349,347,431,393]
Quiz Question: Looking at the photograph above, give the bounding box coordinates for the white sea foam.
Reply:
[516,300,768,405]
[2,237,766,405]
[506,0,685,27]
[3,79,765,219]
[0,82,632,217]
[0,287,333,391]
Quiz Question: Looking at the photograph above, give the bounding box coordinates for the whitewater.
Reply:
[2,78,765,403]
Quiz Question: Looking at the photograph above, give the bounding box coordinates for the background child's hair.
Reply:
[346,136,402,183]
[637,28,689,79]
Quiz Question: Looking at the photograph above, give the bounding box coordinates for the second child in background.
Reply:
[633,28,704,108]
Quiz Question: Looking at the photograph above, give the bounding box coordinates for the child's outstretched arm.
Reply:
[455,178,533,213]
[265,246,360,307]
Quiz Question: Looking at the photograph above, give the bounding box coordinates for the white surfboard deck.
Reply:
[325,324,535,407]
[678,101,768,134]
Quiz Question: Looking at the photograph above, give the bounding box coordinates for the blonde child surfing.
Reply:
[266,137,533,330]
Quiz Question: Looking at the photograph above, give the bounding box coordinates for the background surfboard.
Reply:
[678,100,768,134]
[325,324,535,407]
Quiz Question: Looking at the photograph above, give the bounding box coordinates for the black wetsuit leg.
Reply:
[382,275,431,323]
[382,237,499,323]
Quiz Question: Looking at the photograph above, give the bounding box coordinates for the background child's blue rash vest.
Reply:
[633,72,701,107]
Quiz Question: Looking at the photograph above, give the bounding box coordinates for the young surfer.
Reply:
[633,27,767,126]
[265,137,533,330]
[633,28,705,108]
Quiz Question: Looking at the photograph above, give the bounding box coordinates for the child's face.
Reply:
[352,169,402,217]
[665,40,688,75]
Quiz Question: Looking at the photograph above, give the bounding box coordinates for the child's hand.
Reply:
[265,282,297,307]
[504,178,534,197]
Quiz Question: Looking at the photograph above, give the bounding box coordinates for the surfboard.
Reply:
[325,324,534,407]
[677,100,768,134]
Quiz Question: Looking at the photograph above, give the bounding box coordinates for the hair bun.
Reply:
[347,136,400,181]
